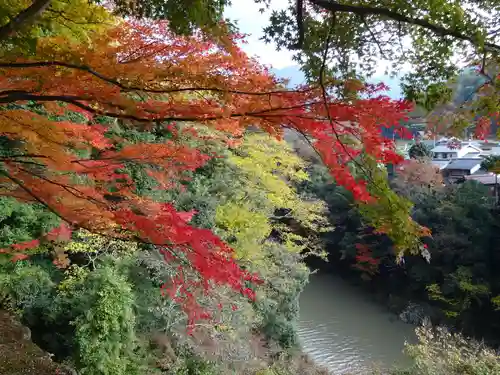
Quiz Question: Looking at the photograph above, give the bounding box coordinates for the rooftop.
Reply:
[465,173,499,185]
[443,158,483,171]
[463,152,481,158]
[431,144,482,153]
[431,159,450,170]
[432,145,458,153]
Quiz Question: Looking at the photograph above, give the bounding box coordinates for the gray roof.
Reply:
[431,159,450,169]
[465,174,499,185]
[443,158,482,171]
[463,152,481,158]
[431,145,458,153]
[432,144,481,153]
[472,168,489,175]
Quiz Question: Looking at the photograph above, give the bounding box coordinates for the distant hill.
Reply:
[271,66,306,88]
[430,68,497,138]
[273,67,498,141]
[271,65,403,99]
[450,68,487,105]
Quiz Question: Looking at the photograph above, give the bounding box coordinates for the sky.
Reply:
[224,0,404,98]
[224,0,294,69]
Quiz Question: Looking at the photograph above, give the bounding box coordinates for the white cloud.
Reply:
[224,0,295,69]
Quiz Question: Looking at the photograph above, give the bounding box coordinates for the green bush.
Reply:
[396,325,500,375]
[253,243,310,349]
[0,260,55,315]
[172,351,218,375]
[0,197,60,248]
[73,264,145,375]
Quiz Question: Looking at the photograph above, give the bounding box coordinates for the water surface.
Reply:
[297,273,416,374]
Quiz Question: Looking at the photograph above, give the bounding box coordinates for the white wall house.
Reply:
[431,143,482,160]
[479,146,500,157]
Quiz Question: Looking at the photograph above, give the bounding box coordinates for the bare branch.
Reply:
[359,15,387,59]
[318,13,364,170]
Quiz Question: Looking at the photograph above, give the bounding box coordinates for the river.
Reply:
[297,273,417,374]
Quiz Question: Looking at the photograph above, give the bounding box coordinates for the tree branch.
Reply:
[0,0,52,42]
[0,90,324,123]
[0,168,74,224]
[0,169,137,243]
[359,15,386,59]
[293,0,305,49]
[309,0,500,52]
[0,60,316,96]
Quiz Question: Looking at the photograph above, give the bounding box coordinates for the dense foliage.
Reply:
[408,144,432,160]
[302,161,500,344]
[394,325,500,375]
[0,0,431,325]
[5,0,500,374]
[0,127,330,374]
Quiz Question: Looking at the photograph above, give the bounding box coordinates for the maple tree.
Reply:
[7,2,500,373]
[0,0,113,49]
[0,12,426,322]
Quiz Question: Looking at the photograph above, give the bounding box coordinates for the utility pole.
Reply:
[496,173,498,206]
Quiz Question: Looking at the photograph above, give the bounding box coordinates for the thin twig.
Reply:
[310,0,500,52]
[359,15,387,59]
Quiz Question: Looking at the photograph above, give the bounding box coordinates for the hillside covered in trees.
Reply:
[3,0,500,375]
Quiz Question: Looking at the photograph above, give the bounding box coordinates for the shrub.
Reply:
[262,351,329,375]
[253,243,310,349]
[73,264,145,375]
[0,197,60,248]
[0,260,55,317]
[400,325,500,375]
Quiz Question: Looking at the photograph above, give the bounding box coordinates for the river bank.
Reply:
[302,165,500,349]
[302,237,500,363]
[0,306,330,375]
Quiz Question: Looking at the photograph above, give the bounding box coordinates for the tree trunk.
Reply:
[0,0,53,42]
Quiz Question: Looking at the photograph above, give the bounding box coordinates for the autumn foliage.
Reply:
[0,18,425,321]
[394,159,444,190]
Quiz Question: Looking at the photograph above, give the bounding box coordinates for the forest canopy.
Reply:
[0,0,432,301]
[3,1,500,375]
[1,0,500,324]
